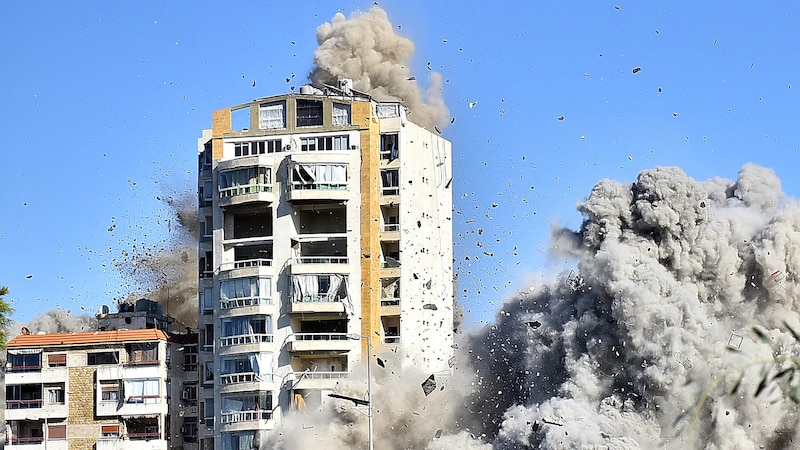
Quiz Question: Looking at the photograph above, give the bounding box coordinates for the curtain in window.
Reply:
[292,275,318,302]
[376,104,399,118]
[259,103,284,129]
[249,352,273,381]
[332,104,350,125]
[47,388,62,404]
[223,317,255,337]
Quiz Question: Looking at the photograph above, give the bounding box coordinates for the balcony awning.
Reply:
[7,348,42,355]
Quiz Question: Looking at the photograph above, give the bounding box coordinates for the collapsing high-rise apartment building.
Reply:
[196,80,454,448]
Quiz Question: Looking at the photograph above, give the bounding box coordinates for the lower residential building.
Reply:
[4,327,198,450]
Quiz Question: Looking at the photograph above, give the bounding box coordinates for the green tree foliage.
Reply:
[0,286,13,348]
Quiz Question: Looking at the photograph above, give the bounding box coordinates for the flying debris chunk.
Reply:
[468,101,478,109]
[557,115,565,121]
[728,331,744,350]
[632,66,642,74]
[377,357,385,368]
[435,429,443,439]
[421,374,437,396]
[527,320,541,329]
[423,303,438,311]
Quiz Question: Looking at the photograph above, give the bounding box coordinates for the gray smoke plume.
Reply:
[459,163,800,449]
[267,163,800,449]
[7,308,99,336]
[114,191,198,330]
[309,7,449,132]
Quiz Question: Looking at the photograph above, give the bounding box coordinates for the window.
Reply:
[300,135,349,151]
[101,425,120,438]
[183,347,199,372]
[218,167,271,197]
[202,180,213,204]
[201,287,213,313]
[333,103,351,126]
[380,133,399,160]
[234,139,282,156]
[182,418,198,443]
[87,351,119,365]
[203,216,213,237]
[126,342,158,364]
[258,101,285,129]
[46,385,65,404]
[123,379,160,404]
[182,383,198,402]
[9,353,41,371]
[296,99,323,127]
[220,277,272,307]
[222,316,272,337]
[290,163,348,190]
[48,424,67,440]
[376,103,400,118]
[203,324,214,352]
[381,169,400,195]
[204,363,215,384]
[199,250,213,278]
[47,353,67,367]
[100,382,120,402]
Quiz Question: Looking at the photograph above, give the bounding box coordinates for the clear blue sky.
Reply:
[2,1,799,328]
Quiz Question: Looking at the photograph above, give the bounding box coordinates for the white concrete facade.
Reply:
[197,87,453,449]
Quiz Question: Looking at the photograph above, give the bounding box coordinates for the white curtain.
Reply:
[124,379,159,403]
[238,433,255,450]
[249,352,273,381]
[259,102,284,129]
[224,317,255,337]
[332,104,350,125]
[292,275,318,302]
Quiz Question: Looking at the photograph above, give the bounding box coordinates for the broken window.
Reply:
[123,378,160,404]
[296,99,323,127]
[291,274,350,304]
[381,169,399,195]
[218,167,271,197]
[290,163,347,189]
[258,101,285,129]
[380,133,399,160]
[126,342,158,364]
[332,103,350,126]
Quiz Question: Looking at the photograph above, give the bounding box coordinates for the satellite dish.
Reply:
[21,327,30,335]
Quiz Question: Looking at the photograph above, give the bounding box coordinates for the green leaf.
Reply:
[784,321,800,342]
[753,326,773,344]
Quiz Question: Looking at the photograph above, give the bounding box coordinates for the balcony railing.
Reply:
[123,359,161,367]
[293,333,350,342]
[293,371,350,380]
[383,336,401,344]
[220,297,272,310]
[126,432,162,441]
[380,298,400,307]
[219,184,272,199]
[8,365,42,373]
[8,436,45,445]
[219,259,273,272]
[219,334,273,347]
[219,371,273,384]
[292,294,342,303]
[289,182,347,191]
[381,223,400,232]
[7,399,43,409]
[220,410,272,424]
[381,186,399,196]
[291,257,348,265]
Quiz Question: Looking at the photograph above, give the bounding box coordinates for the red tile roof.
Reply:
[7,329,168,348]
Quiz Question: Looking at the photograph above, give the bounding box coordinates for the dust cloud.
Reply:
[309,7,449,132]
[268,164,800,449]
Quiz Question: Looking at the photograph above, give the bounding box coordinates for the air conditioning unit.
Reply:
[283,144,292,151]
[350,145,358,150]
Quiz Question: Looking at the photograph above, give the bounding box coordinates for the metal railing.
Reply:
[8,365,42,373]
[292,333,350,341]
[381,223,400,232]
[383,336,401,344]
[289,182,347,191]
[220,410,272,424]
[381,187,399,196]
[6,399,43,409]
[218,184,273,199]
[291,256,348,265]
[292,294,342,303]
[219,334,273,347]
[219,259,273,272]
[293,371,350,380]
[220,297,272,310]
[126,432,162,441]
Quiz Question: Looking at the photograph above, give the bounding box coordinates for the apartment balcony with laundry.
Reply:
[217,158,275,208]
[286,319,352,353]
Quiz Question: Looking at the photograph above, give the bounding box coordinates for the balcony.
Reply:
[219,296,273,318]
[219,410,273,432]
[287,333,352,353]
[289,371,350,390]
[288,257,349,275]
[96,363,163,382]
[219,258,273,272]
[218,259,274,281]
[218,184,274,207]
[218,334,274,356]
[218,372,274,395]
[287,182,349,203]
[380,223,400,241]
